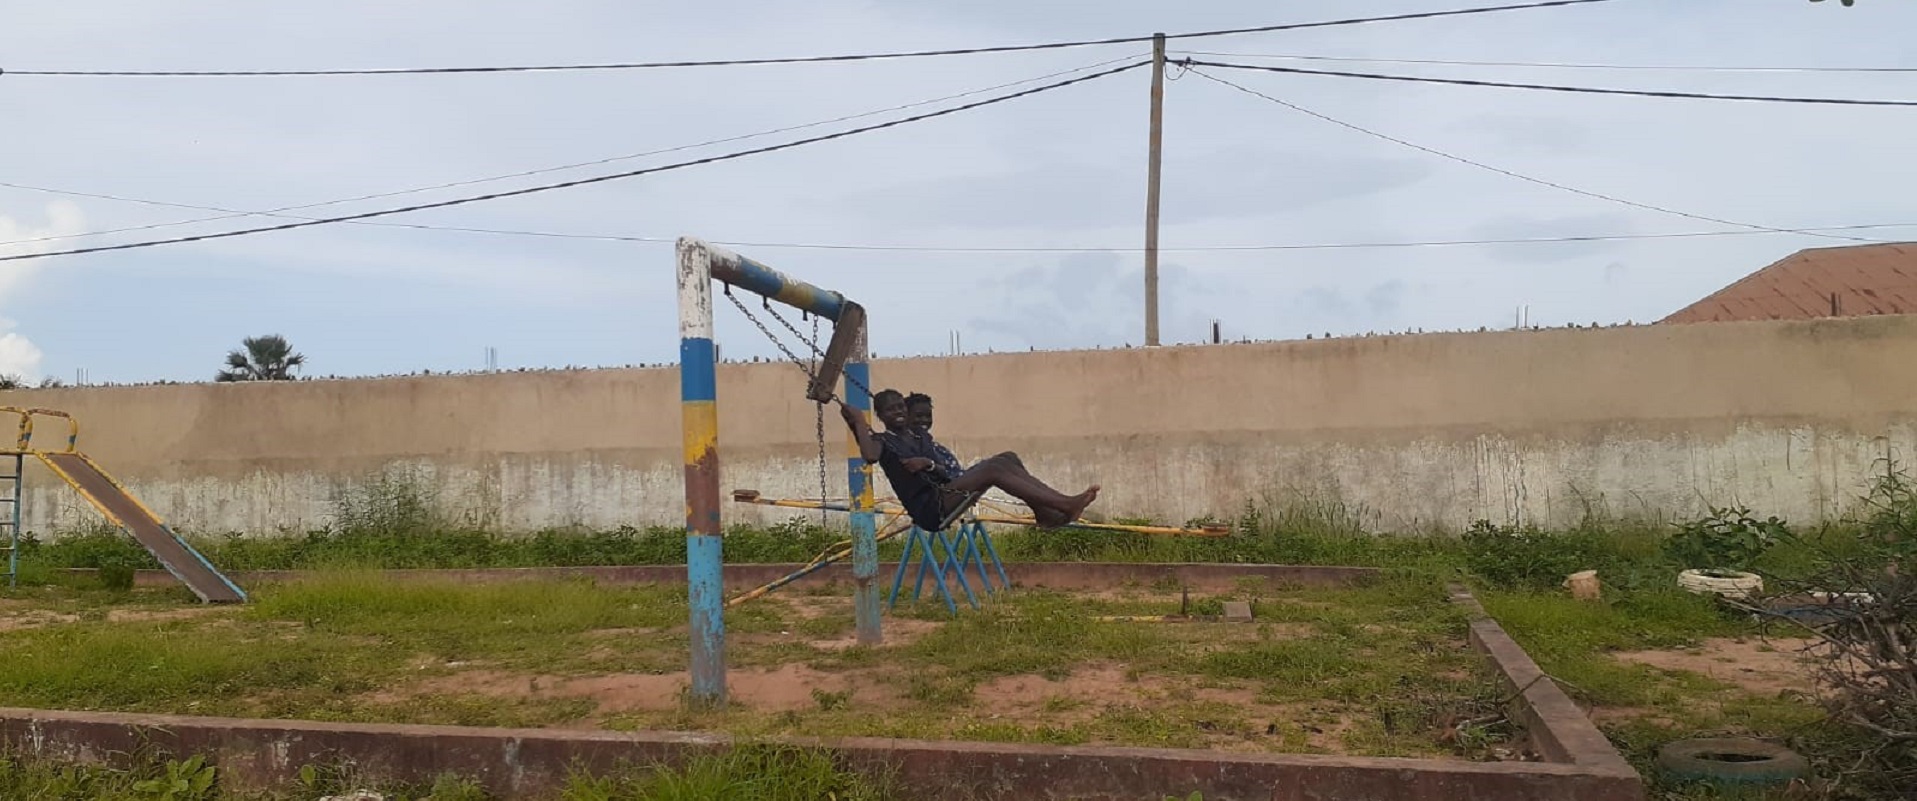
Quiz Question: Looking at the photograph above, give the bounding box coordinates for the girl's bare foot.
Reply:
[1033,506,1069,528]
[1061,485,1101,523]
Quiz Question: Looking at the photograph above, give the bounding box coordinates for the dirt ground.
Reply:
[1613,636,1822,697]
[1588,635,1825,728]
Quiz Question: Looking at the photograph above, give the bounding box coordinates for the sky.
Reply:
[1,0,1914,385]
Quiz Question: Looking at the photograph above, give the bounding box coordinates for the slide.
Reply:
[38,452,248,604]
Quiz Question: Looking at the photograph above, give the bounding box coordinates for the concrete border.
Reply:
[1448,585,1639,776]
[0,575,1645,800]
[0,706,1640,801]
[90,562,1383,594]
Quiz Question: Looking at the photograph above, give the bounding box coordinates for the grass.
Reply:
[0,570,1499,761]
[0,744,891,800]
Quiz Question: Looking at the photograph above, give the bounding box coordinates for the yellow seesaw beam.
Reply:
[730,489,1232,538]
[723,504,914,607]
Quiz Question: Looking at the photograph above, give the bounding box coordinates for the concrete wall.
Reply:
[7,315,1916,536]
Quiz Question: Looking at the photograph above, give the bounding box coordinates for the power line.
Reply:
[1173,49,1917,74]
[305,220,1917,253]
[13,205,1913,257]
[2,0,1616,77]
[10,178,1910,257]
[0,54,1146,248]
[0,61,1148,263]
[1189,60,1917,107]
[1187,68,1880,244]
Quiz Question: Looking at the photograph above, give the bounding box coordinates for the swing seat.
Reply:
[805,301,866,404]
[931,489,983,533]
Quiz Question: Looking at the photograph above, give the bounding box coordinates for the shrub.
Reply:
[1662,504,1786,572]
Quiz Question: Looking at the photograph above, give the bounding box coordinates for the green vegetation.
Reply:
[0,570,1494,760]
[214,334,305,383]
[0,744,889,800]
[6,462,1912,799]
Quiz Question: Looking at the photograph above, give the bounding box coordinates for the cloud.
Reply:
[964,252,1247,349]
[0,333,45,383]
[1464,212,1644,264]
[1364,280,1407,315]
[842,148,1430,232]
[0,201,89,381]
[1449,114,1592,155]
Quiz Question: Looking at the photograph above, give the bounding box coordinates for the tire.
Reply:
[1677,569,1764,599]
[1656,738,1808,786]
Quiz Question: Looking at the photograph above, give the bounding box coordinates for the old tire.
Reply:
[1677,568,1764,600]
[1656,738,1807,786]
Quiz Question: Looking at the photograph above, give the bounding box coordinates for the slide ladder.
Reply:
[2,407,247,603]
[0,453,19,588]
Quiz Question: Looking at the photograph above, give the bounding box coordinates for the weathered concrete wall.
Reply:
[7,315,1915,536]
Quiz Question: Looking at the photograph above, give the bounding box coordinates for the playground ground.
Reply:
[0,514,1865,799]
[0,569,1531,761]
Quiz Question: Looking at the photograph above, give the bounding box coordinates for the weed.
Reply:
[1663,505,1786,572]
[810,688,849,711]
[96,558,137,593]
[0,746,897,801]
[1462,519,1617,591]
[129,755,217,801]
[331,466,446,538]
[558,744,892,801]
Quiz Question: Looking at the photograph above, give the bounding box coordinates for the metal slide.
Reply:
[37,452,248,604]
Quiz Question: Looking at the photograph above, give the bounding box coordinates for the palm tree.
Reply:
[216,334,306,382]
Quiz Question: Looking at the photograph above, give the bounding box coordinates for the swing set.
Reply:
[674,236,1226,707]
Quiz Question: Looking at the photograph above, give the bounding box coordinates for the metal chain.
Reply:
[721,284,842,531]
[752,291,875,400]
[812,314,828,530]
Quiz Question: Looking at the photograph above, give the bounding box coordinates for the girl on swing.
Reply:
[839,389,1098,531]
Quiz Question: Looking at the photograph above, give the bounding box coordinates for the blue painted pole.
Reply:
[677,238,726,707]
[845,352,881,645]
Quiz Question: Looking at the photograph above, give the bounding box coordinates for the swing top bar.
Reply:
[696,239,848,323]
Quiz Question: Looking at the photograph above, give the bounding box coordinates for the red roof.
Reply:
[1660,242,1917,324]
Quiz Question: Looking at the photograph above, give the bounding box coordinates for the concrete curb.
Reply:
[87,562,1383,593]
[1449,584,1643,792]
[0,706,1640,801]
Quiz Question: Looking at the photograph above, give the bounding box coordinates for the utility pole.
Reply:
[1143,32,1166,347]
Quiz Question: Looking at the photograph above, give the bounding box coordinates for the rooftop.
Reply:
[1661,242,1917,324]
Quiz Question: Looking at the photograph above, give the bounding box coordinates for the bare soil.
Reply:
[0,609,79,631]
[1613,636,1822,696]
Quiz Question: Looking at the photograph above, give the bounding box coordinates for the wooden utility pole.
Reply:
[1144,33,1166,347]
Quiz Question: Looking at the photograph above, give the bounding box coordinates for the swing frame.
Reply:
[675,236,877,708]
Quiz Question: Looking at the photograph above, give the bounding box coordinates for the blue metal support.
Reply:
[887,524,982,614]
[889,526,960,615]
[931,527,981,609]
[975,520,1012,589]
[951,521,996,593]
[708,250,847,323]
[844,358,881,645]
